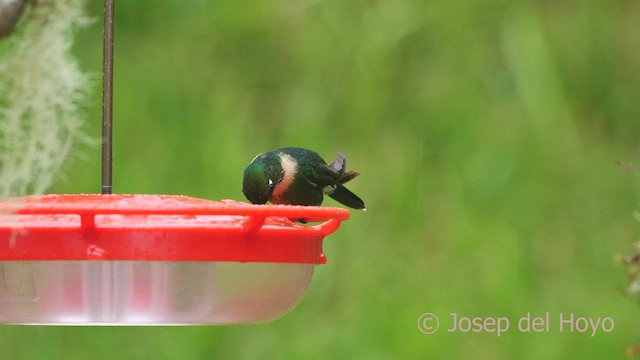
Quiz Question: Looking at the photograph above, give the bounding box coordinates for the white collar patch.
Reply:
[272,152,298,200]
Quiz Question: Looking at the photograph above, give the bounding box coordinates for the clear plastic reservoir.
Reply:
[0,261,314,325]
[0,194,348,325]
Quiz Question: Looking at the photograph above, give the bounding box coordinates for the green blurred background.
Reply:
[3,0,640,358]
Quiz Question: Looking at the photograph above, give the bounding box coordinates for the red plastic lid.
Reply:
[0,194,350,264]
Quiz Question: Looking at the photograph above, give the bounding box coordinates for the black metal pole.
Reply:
[101,0,114,194]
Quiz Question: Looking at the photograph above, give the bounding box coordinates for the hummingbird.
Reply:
[243,147,365,210]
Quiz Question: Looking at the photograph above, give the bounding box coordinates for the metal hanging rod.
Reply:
[101,0,114,194]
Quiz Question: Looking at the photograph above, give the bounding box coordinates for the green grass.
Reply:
[3,0,640,358]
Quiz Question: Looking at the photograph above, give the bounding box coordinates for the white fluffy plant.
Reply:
[0,0,90,198]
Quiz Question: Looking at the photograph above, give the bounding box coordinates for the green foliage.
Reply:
[3,0,640,358]
[0,0,90,197]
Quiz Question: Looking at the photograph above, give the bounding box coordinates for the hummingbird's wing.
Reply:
[298,162,337,189]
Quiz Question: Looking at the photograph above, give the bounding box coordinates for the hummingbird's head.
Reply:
[242,152,284,205]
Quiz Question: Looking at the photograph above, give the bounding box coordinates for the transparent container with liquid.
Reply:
[0,194,347,325]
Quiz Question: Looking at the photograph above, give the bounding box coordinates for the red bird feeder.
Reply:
[0,195,349,325]
[0,0,353,325]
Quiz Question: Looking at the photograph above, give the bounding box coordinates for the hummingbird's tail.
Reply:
[330,151,359,184]
[339,170,359,184]
[328,151,364,209]
[329,152,347,174]
[329,184,366,209]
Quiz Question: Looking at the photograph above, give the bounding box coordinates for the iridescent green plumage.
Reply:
[243,147,365,209]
